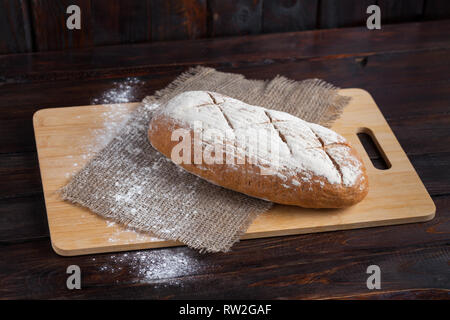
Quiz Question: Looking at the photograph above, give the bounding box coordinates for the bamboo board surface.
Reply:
[33,89,435,256]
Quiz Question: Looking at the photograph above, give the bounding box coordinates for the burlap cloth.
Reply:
[61,66,350,252]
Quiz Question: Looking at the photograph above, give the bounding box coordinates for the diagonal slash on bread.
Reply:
[148,91,368,208]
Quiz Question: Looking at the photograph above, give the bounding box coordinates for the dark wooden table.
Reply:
[0,20,449,300]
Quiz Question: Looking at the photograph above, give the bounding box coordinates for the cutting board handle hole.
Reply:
[357,128,391,170]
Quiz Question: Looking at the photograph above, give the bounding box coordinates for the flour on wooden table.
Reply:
[92,77,143,104]
[96,249,204,285]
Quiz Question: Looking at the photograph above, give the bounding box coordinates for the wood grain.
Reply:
[319,0,374,28]
[378,0,425,24]
[2,1,450,54]
[91,0,152,45]
[0,0,33,54]
[31,0,93,51]
[3,20,449,85]
[209,0,263,36]
[0,152,41,200]
[151,0,207,41]
[0,195,48,243]
[262,0,318,32]
[0,219,449,298]
[30,0,154,51]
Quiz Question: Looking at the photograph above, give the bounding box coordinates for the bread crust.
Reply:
[148,92,368,208]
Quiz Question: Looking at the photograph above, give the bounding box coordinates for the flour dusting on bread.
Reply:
[157,91,360,186]
[149,91,369,208]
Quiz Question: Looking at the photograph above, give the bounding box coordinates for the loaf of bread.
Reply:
[148,91,368,208]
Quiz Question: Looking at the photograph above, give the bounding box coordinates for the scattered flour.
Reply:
[86,78,145,155]
[92,77,143,105]
[105,219,157,244]
[64,77,166,245]
[63,77,144,178]
[96,249,204,285]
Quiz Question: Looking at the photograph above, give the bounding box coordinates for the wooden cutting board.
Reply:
[33,89,435,256]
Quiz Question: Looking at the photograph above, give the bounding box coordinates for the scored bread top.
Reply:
[153,91,365,189]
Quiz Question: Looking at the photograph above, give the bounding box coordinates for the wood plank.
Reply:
[0,218,448,298]
[0,176,448,297]
[208,0,263,36]
[31,0,154,51]
[151,0,207,41]
[0,118,36,153]
[0,0,33,54]
[378,0,425,24]
[216,49,450,90]
[409,153,450,197]
[91,0,152,45]
[335,288,450,299]
[370,81,450,120]
[1,48,450,156]
[0,152,42,200]
[387,114,450,156]
[262,0,318,32]
[0,66,447,126]
[1,51,449,119]
[319,0,374,28]
[2,20,450,83]
[0,194,49,243]
[31,0,93,51]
